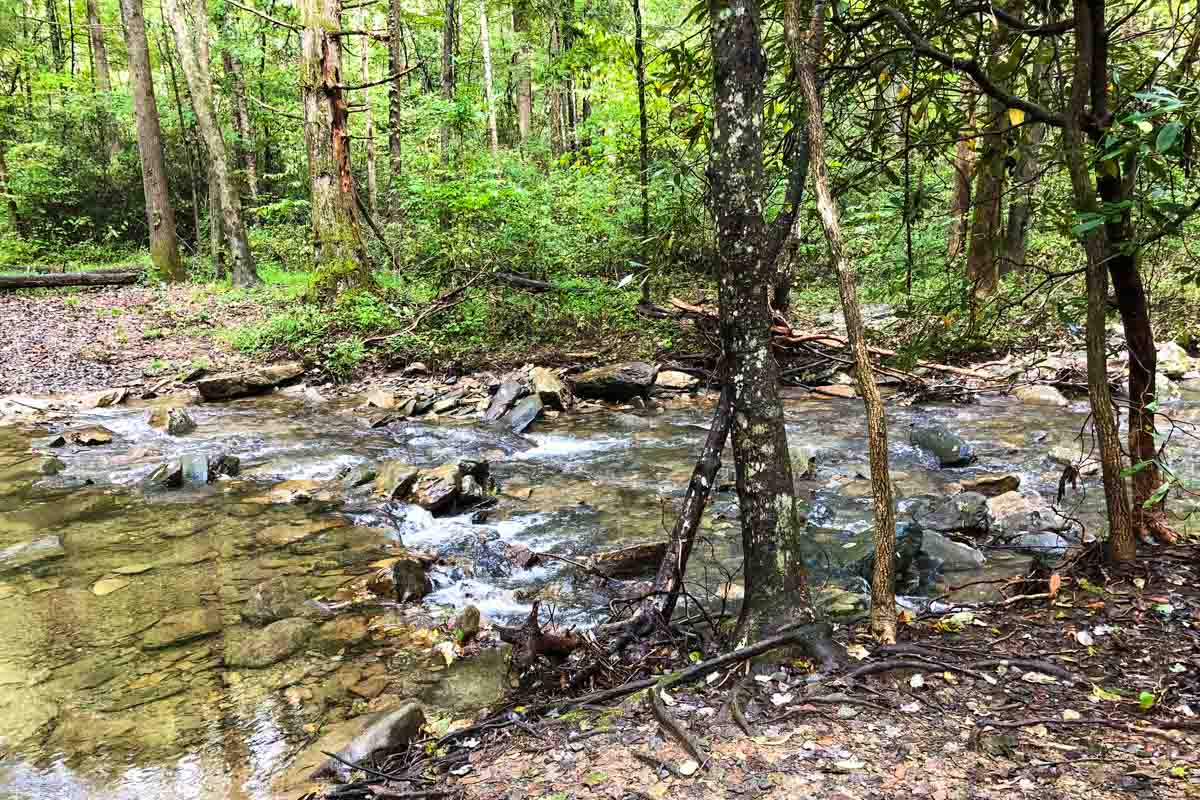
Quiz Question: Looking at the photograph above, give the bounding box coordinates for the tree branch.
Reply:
[955,2,1076,36]
[337,63,420,91]
[225,0,300,31]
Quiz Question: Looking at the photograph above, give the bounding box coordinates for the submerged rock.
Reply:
[243,576,308,625]
[196,362,304,401]
[909,422,974,467]
[141,608,222,649]
[506,394,543,434]
[1012,385,1069,407]
[146,407,197,435]
[961,473,1020,497]
[0,535,65,574]
[571,362,658,401]
[913,492,990,536]
[310,704,426,782]
[224,618,315,668]
[590,541,667,578]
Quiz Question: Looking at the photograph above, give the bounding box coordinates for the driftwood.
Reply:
[0,269,142,289]
[496,600,583,671]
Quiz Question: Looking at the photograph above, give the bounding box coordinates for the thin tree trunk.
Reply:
[387,0,404,178]
[790,0,896,643]
[0,144,20,233]
[164,0,259,287]
[548,18,564,156]
[300,0,375,296]
[440,0,457,164]
[1002,61,1047,272]
[1062,0,1134,563]
[709,0,809,639]
[947,80,976,261]
[209,165,225,275]
[67,0,77,75]
[479,0,499,156]
[47,0,65,71]
[159,20,203,253]
[222,46,259,202]
[87,0,123,162]
[119,0,187,281]
[632,0,649,261]
[512,2,531,143]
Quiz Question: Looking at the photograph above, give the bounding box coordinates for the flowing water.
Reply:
[0,386,1198,799]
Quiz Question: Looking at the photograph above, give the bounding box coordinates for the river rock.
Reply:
[196,362,304,401]
[816,385,856,398]
[224,618,316,668]
[146,407,197,435]
[571,362,658,401]
[654,369,700,392]
[62,425,115,446]
[506,395,543,434]
[851,521,931,594]
[180,453,209,483]
[310,704,426,782]
[988,490,1071,534]
[0,535,65,574]
[432,389,465,414]
[374,460,422,500]
[1047,445,1100,476]
[961,473,1020,497]
[1013,531,1069,557]
[816,585,870,617]
[208,453,240,478]
[1157,372,1182,402]
[1157,341,1193,378]
[455,605,482,641]
[484,374,527,421]
[341,462,378,488]
[142,461,184,489]
[365,388,399,409]
[79,387,127,409]
[314,615,371,652]
[914,492,990,535]
[411,460,490,514]
[1012,385,1069,407]
[141,608,222,649]
[256,517,346,548]
[37,456,66,476]
[921,531,986,571]
[366,553,432,601]
[243,576,308,625]
[590,541,667,578]
[529,367,569,409]
[909,422,974,467]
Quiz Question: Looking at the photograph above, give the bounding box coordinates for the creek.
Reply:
[0,385,1197,798]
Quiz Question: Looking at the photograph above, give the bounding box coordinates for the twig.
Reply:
[842,658,991,683]
[649,684,706,765]
[226,0,300,30]
[970,659,1076,683]
[319,750,406,783]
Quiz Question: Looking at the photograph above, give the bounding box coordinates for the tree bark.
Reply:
[548,18,565,157]
[47,0,66,71]
[387,0,404,178]
[1062,0,1134,563]
[164,0,260,287]
[0,143,20,233]
[479,0,499,156]
[222,46,259,202]
[440,0,457,164]
[209,166,225,276]
[159,21,204,252]
[632,0,649,261]
[512,1,532,143]
[0,271,142,289]
[300,0,375,296]
[708,0,810,639]
[86,0,123,162]
[361,11,379,212]
[947,80,976,261]
[789,0,896,643]
[1002,61,1047,272]
[119,0,187,282]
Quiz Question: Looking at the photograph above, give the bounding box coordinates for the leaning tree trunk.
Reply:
[300,0,375,296]
[709,0,810,639]
[387,0,404,179]
[222,46,259,202]
[439,0,456,165]
[164,0,259,287]
[119,0,186,282]
[86,0,122,162]
[1063,0,1135,563]
[478,0,499,156]
[947,80,976,261]
[512,1,532,143]
[790,0,896,643]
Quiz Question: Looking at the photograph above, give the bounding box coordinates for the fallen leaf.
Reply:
[1075,630,1094,647]
[582,771,607,787]
[910,674,925,689]
[771,692,794,706]
[845,644,870,661]
[834,760,865,772]
[1048,573,1062,598]
[1062,709,1082,720]
[1022,671,1058,685]
[678,759,699,776]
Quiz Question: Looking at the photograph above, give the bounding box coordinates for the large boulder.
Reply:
[913,492,991,536]
[1157,342,1193,379]
[909,422,974,467]
[310,704,426,782]
[505,395,543,434]
[571,362,658,401]
[197,362,304,401]
[530,367,571,409]
[1012,385,1069,407]
[483,373,527,421]
[921,531,986,571]
[590,541,667,578]
[146,407,197,435]
[224,618,316,668]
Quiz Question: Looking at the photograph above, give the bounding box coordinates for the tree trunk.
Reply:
[708,0,809,639]
[159,21,203,251]
[361,11,379,211]
[632,0,649,261]
[300,0,375,296]
[47,0,65,71]
[440,0,457,164]
[479,0,499,156]
[512,2,532,143]
[789,0,896,643]
[548,18,565,157]
[222,46,259,202]
[946,80,976,261]
[1002,61,1047,272]
[86,0,123,161]
[119,0,187,282]
[1063,0,1134,563]
[164,0,259,287]
[0,271,142,289]
[209,166,225,276]
[387,0,404,178]
[0,144,22,233]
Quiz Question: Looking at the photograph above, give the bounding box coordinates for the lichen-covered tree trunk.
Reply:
[708,0,810,639]
[947,81,976,261]
[1063,0,1134,563]
[789,0,896,643]
[86,0,122,162]
[479,0,499,157]
[301,0,374,296]
[360,11,379,212]
[387,0,404,178]
[118,0,186,282]
[440,0,457,164]
[222,47,259,202]
[164,0,259,287]
[512,2,532,143]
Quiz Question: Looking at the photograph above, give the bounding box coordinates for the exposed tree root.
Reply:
[649,684,706,764]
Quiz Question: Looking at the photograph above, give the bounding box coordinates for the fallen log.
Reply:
[0,269,142,289]
[3,263,142,275]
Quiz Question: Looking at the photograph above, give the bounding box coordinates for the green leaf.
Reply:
[1092,684,1123,702]
[1139,690,1156,710]
[582,771,607,786]
[1156,121,1183,153]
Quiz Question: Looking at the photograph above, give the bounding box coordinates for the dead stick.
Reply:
[649,684,706,765]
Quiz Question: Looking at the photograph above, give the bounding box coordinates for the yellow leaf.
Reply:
[897,83,910,100]
[1008,107,1025,126]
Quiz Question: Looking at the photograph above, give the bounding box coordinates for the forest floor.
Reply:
[392,549,1200,800]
